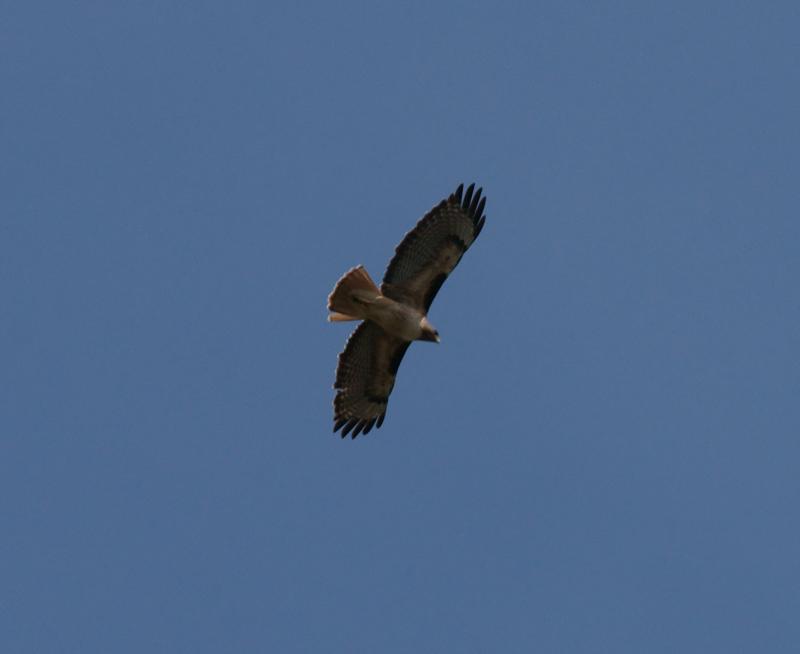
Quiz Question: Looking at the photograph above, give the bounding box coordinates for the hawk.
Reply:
[327,183,487,438]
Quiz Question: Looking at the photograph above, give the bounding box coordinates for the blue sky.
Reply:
[2,2,799,652]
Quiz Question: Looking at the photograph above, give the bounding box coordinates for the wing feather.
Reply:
[381,182,487,311]
[333,321,411,438]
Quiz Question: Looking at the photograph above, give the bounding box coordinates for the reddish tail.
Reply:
[327,265,381,321]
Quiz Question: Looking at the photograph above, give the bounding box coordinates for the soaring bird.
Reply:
[327,183,487,438]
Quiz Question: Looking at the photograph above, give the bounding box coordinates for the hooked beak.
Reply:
[420,327,440,343]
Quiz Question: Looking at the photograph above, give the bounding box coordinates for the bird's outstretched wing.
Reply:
[333,321,411,438]
[381,183,486,312]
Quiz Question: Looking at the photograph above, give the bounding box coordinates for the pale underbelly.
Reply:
[365,298,422,342]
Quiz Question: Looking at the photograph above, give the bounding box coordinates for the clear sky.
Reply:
[3,2,799,652]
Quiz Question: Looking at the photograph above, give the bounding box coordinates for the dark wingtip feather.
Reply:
[362,417,377,435]
[469,187,483,214]
[463,183,475,209]
[474,197,486,221]
[341,417,359,438]
[454,183,464,202]
[475,215,486,237]
[376,412,386,429]
[334,417,347,433]
[351,421,366,438]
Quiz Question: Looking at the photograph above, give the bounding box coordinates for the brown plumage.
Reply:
[327,183,487,438]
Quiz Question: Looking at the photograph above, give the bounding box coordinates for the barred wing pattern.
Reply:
[381,183,486,311]
[333,321,411,438]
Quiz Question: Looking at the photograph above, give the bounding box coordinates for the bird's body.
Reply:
[329,272,437,342]
[327,183,487,438]
[362,296,431,342]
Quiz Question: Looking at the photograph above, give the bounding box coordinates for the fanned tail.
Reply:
[329,311,357,322]
[327,265,381,321]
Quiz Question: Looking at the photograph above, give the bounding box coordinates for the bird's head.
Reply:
[419,317,440,343]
